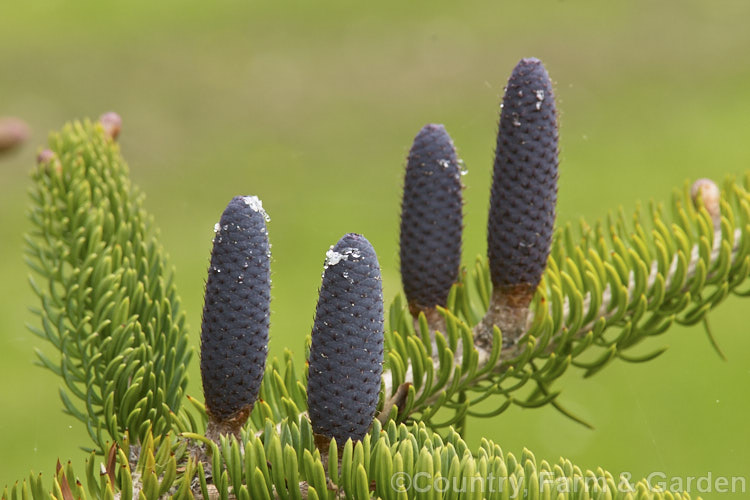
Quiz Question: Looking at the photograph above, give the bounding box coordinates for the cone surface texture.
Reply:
[400,123,463,311]
[488,57,558,290]
[307,233,384,443]
[200,196,271,423]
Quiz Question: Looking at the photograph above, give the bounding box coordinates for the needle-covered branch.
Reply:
[25,118,192,451]
[383,177,750,424]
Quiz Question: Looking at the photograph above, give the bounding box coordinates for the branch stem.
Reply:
[384,228,738,408]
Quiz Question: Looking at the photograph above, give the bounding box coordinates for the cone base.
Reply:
[205,405,252,442]
[475,286,534,350]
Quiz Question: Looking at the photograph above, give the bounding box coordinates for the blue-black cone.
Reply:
[399,124,463,316]
[307,233,384,443]
[488,57,558,296]
[200,196,271,431]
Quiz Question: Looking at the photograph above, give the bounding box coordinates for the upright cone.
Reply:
[307,233,384,444]
[399,124,463,320]
[481,57,559,346]
[200,196,271,438]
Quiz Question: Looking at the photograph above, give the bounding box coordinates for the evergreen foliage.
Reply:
[4,418,700,500]
[25,120,191,454]
[382,174,750,430]
[10,59,749,497]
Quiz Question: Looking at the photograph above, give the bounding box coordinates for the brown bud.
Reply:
[37,149,54,164]
[0,117,30,153]
[99,112,122,140]
[691,178,721,229]
[37,149,62,175]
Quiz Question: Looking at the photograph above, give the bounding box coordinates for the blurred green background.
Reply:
[1,0,749,496]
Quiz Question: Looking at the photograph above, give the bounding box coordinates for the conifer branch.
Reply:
[555,226,739,353]
[13,71,743,496]
[383,180,750,421]
[3,414,701,500]
[25,117,192,452]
